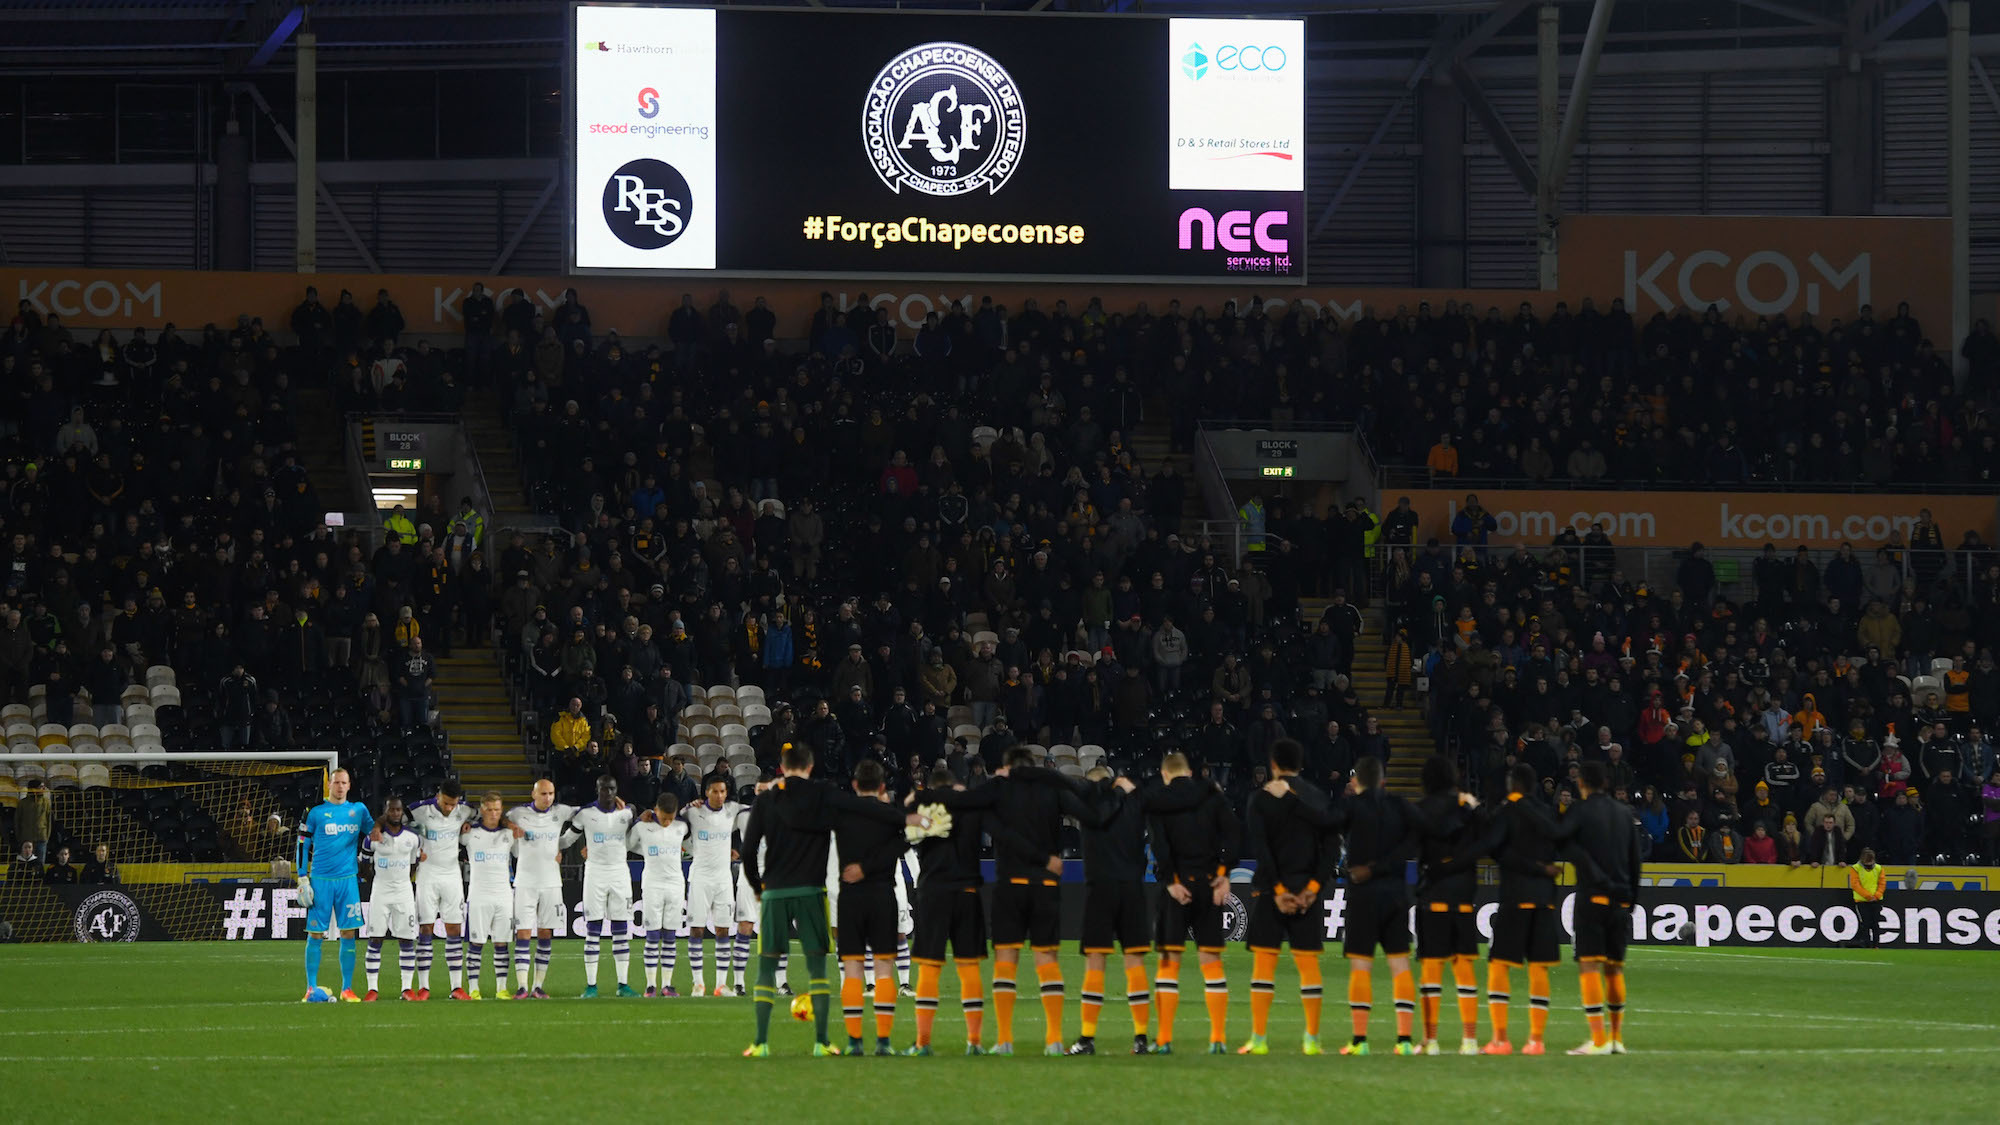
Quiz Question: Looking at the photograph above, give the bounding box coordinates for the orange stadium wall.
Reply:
[0,214,1949,339]
[1393,489,1998,551]
[1558,214,1952,340]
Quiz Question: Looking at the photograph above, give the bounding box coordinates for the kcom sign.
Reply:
[1559,214,1950,333]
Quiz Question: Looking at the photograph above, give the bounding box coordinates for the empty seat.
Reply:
[704,685,737,702]
[741,704,773,726]
[144,665,176,689]
[1932,657,1956,676]
[719,723,750,743]
[735,686,765,707]
[123,703,155,728]
[6,721,35,743]
[27,683,45,701]
[108,722,140,743]
[67,723,100,744]
[121,684,151,709]
[149,685,181,708]
[972,631,1000,649]
[1,703,29,724]
[951,723,982,742]
[13,760,45,783]
[36,724,69,750]
[78,761,111,789]
[689,723,720,743]
[45,761,80,790]
[669,742,697,762]
[682,704,713,722]
[946,705,974,726]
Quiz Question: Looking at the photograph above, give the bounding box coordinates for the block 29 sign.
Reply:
[1256,439,1299,459]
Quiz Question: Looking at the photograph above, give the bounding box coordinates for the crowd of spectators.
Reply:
[11,279,2000,869]
[1394,521,2000,865]
[0,294,464,862]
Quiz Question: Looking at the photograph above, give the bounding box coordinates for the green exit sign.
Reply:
[1261,465,1294,478]
[387,457,426,471]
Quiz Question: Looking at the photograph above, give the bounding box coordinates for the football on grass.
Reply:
[790,994,813,1021]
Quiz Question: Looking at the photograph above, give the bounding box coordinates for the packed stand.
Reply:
[1205,295,2000,490]
[1378,513,2000,866]
[0,297,458,865]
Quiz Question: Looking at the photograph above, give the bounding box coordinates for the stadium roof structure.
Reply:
[0,1,1992,76]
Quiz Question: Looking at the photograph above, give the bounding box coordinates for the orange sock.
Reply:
[1036,960,1065,1045]
[957,962,986,1046]
[1392,969,1416,1040]
[1347,962,1372,1039]
[1418,958,1444,1040]
[1486,962,1511,1042]
[1154,960,1180,1045]
[1527,964,1551,1044]
[1125,963,1151,1037]
[1079,967,1105,1038]
[1249,949,1279,1038]
[1452,956,1480,1040]
[1579,968,1606,1047]
[841,973,865,1042]
[914,962,941,1047]
[1293,951,1323,1038]
[1606,968,1626,1041]
[874,971,897,1042]
[1200,958,1228,1043]
[991,957,1017,1045]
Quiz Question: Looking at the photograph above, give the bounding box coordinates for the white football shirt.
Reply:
[573,804,636,872]
[464,824,517,895]
[506,803,579,889]
[367,828,422,903]
[409,799,474,876]
[627,818,690,884]
[684,801,740,878]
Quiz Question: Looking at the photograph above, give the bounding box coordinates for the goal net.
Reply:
[1,751,338,942]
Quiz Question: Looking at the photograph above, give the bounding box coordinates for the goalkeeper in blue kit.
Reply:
[297,768,374,1002]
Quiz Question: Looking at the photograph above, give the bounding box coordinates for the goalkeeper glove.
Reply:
[295,877,315,909]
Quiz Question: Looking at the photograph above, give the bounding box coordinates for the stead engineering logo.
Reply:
[863,42,1026,198]
[602,158,693,250]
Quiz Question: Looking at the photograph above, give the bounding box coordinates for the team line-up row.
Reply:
[292,744,1653,1059]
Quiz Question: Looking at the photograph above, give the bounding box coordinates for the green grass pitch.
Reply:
[4,941,1995,1122]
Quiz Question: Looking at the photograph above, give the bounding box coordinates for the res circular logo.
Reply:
[1221,891,1248,942]
[601,158,693,250]
[74,889,142,942]
[862,42,1026,197]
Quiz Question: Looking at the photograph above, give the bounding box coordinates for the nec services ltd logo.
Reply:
[602,158,693,250]
[1180,40,1288,80]
[637,87,660,118]
[863,42,1026,197]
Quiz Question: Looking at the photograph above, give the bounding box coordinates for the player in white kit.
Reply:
[683,776,742,997]
[362,797,423,1000]
[462,792,522,999]
[628,791,690,996]
[573,775,637,997]
[507,779,579,999]
[733,794,765,994]
[408,780,474,999]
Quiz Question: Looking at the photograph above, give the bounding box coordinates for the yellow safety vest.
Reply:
[1361,506,1381,559]
[1851,864,1883,903]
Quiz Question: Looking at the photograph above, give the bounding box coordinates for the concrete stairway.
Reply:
[434,648,535,802]
[1129,401,1208,534]
[462,396,532,521]
[1301,598,1424,797]
[293,387,354,511]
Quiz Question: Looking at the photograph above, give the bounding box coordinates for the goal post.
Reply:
[0,751,340,942]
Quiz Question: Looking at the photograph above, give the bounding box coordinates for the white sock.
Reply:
[398,940,415,992]
[612,925,630,986]
[584,933,601,987]
[447,936,464,990]
[365,939,382,992]
[693,935,706,989]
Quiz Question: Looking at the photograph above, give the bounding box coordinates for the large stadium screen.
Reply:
[570,5,1307,283]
